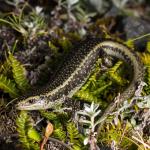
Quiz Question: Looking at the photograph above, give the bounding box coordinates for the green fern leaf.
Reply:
[75,90,107,107]
[143,65,150,94]
[140,52,150,65]
[16,111,40,150]
[67,122,83,149]
[125,39,135,49]
[108,61,123,73]
[72,145,83,150]
[58,37,73,52]
[146,41,150,53]
[92,82,112,95]
[53,127,66,141]
[75,90,99,102]
[40,110,58,121]
[81,59,101,91]
[67,122,80,142]
[0,59,11,75]
[107,61,127,85]
[0,74,19,97]
[27,128,41,142]
[146,65,150,85]
[8,53,30,91]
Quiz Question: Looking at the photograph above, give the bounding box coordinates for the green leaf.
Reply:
[146,41,150,53]
[75,90,100,103]
[40,110,58,121]
[125,39,134,49]
[73,145,82,150]
[53,127,66,141]
[0,74,19,97]
[16,111,40,150]
[67,122,83,148]
[28,128,42,142]
[107,61,126,85]
[140,52,150,65]
[92,82,112,95]
[8,53,30,92]
[48,41,59,54]
[58,37,73,52]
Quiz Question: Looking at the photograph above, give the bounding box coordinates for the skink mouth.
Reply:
[16,103,44,110]
[16,102,34,110]
[16,104,29,110]
[16,105,27,110]
[16,95,48,110]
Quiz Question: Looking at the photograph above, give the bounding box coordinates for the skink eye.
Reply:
[28,99,34,103]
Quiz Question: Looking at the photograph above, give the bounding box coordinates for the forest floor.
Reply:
[0,0,150,150]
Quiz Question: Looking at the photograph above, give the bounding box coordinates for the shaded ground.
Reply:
[0,0,150,150]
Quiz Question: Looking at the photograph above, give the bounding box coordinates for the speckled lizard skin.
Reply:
[16,38,144,122]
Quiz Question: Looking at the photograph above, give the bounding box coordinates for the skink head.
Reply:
[16,95,48,110]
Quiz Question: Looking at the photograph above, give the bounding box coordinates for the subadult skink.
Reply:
[16,38,144,119]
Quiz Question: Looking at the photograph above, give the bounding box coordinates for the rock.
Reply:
[123,16,150,49]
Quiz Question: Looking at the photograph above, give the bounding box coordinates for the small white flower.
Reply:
[24,22,34,28]
[35,6,43,14]
[84,137,89,145]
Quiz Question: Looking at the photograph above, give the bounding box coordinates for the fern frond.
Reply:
[67,122,84,149]
[81,59,101,91]
[67,122,80,143]
[107,61,126,85]
[75,90,100,103]
[0,74,19,97]
[92,82,112,95]
[108,61,123,73]
[143,65,150,94]
[0,59,11,75]
[16,111,40,150]
[76,59,127,108]
[8,53,30,92]
[75,90,107,107]
[125,39,135,49]
[139,52,150,65]
[58,37,73,52]
[27,128,41,142]
[40,110,58,121]
[139,52,150,93]
[146,41,150,53]
[145,65,150,85]
[53,127,66,141]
